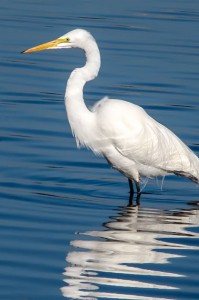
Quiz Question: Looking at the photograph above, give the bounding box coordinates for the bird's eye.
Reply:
[57,37,70,44]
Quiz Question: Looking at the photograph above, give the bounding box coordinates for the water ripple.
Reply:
[62,202,199,300]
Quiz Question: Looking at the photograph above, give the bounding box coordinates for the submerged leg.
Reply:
[135,192,141,205]
[128,179,141,206]
[128,179,134,206]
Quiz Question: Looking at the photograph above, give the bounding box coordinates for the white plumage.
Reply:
[23,28,199,194]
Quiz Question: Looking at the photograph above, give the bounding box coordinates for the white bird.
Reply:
[22,29,199,195]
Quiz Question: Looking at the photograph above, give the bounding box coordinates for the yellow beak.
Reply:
[22,38,66,54]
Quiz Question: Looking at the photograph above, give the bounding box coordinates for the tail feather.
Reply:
[173,170,199,184]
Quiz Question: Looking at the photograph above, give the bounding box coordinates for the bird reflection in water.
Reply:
[61,198,199,300]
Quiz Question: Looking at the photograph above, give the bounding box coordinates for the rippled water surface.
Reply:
[1,0,199,299]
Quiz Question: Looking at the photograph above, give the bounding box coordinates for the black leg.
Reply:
[128,179,141,195]
[135,181,141,194]
[128,179,141,206]
[135,193,141,206]
[128,179,134,206]
[128,179,134,194]
[128,185,141,207]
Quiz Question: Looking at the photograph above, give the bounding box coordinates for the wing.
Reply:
[95,98,199,179]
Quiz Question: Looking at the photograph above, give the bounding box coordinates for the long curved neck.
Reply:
[65,38,101,146]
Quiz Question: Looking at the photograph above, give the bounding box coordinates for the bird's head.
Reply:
[22,29,94,54]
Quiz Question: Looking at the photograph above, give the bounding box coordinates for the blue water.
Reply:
[1,0,199,299]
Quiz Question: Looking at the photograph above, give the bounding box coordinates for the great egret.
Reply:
[22,29,199,195]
